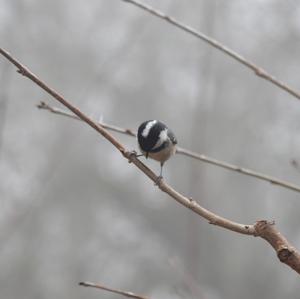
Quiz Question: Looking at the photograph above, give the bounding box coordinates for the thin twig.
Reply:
[37,101,136,136]
[37,101,300,194]
[176,148,300,193]
[1,48,300,274]
[79,281,149,299]
[122,0,300,101]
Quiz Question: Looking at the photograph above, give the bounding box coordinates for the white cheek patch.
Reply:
[152,128,168,149]
[142,120,157,138]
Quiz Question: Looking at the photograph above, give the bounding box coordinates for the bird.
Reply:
[137,120,177,178]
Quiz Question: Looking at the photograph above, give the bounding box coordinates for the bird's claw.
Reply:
[128,150,144,163]
[154,175,163,186]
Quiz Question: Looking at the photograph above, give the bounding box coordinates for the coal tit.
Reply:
[137,120,177,177]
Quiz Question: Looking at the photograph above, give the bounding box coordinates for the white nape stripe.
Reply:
[152,128,168,149]
[142,120,157,138]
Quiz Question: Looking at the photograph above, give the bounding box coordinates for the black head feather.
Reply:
[137,120,177,153]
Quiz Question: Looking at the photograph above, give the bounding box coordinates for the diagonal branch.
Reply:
[37,101,300,194]
[1,47,300,275]
[122,0,300,101]
[79,281,149,299]
[0,48,252,235]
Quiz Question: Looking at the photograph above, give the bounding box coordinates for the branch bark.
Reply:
[37,101,300,194]
[79,282,149,299]
[254,221,300,274]
[1,47,300,275]
[122,0,300,101]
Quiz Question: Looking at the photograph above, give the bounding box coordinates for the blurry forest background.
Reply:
[1,0,300,298]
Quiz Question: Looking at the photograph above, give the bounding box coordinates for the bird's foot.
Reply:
[130,150,144,158]
[154,175,163,186]
[128,150,144,163]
